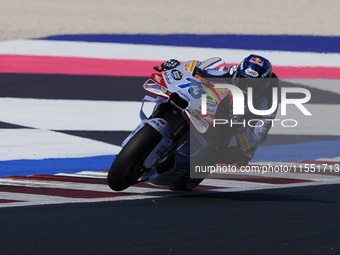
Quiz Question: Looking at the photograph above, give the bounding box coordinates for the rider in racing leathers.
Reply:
[159,55,280,166]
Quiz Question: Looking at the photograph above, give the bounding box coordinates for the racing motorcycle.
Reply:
[107,58,235,191]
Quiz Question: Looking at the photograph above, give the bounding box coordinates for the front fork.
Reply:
[122,95,188,171]
[121,117,173,170]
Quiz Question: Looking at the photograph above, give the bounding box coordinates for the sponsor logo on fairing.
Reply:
[184,60,197,73]
[154,74,162,83]
[171,69,183,80]
[164,72,173,84]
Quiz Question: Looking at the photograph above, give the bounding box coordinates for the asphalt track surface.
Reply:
[1,184,340,255]
[1,71,340,254]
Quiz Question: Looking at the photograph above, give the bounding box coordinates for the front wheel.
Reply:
[107,124,162,191]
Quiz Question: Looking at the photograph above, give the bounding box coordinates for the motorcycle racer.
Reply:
[160,55,280,166]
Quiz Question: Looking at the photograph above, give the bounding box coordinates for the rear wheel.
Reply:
[107,124,162,191]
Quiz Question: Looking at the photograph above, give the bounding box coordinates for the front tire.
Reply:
[107,124,162,191]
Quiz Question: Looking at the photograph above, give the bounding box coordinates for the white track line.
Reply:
[1,39,340,67]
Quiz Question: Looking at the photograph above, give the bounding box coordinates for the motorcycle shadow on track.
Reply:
[152,184,340,205]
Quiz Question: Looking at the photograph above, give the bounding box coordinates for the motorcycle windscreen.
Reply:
[143,78,170,99]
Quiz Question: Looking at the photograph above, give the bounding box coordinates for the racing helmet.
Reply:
[232,54,273,98]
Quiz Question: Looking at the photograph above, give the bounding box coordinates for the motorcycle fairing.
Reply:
[142,58,230,133]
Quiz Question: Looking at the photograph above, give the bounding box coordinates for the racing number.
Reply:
[189,84,205,100]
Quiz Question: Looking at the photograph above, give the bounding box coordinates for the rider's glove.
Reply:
[161,59,180,70]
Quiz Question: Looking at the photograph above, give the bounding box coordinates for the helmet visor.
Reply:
[235,74,270,98]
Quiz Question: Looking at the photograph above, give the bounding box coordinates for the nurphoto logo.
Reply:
[200,84,312,128]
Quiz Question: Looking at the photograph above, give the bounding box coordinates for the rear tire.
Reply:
[107,124,162,191]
